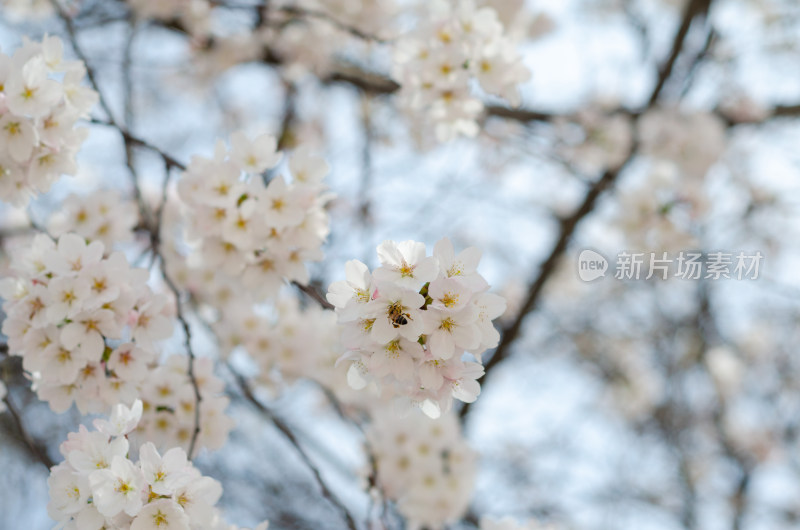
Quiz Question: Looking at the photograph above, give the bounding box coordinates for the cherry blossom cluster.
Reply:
[210,294,366,405]
[612,163,708,252]
[47,400,268,530]
[0,0,54,21]
[0,35,97,206]
[392,0,530,141]
[128,0,212,38]
[637,107,727,179]
[49,189,139,249]
[367,409,476,530]
[255,0,397,80]
[556,108,633,174]
[213,296,336,379]
[0,233,173,415]
[327,238,506,418]
[176,133,331,304]
[133,355,234,456]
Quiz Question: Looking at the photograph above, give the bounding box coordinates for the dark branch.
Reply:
[459,158,633,419]
[462,0,719,422]
[647,0,712,106]
[228,366,359,530]
[2,392,55,469]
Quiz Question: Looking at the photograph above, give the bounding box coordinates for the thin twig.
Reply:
[217,1,389,43]
[159,261,203,458]
[281,5,388,43]
[89,118,188,171]
[49,2,203,457]
[293,281,335,310]
[227,365,359,530]
[50,0,118,124]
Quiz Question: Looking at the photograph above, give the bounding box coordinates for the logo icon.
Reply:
[578,249,608,282]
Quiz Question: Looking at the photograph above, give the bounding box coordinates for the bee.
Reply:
[388,303,410,328]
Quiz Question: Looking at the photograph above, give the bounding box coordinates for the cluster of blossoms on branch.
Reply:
[128,0,213,37]
[132,355,234,456]
[0,231,236,454]
[327,238,505,418]
[212,295,354,398]
[0,233,172,414]
[256,0,398,81]
[175,133,331,304]
[555,107,633,174]
[637,108,727,180]
[48,400,267,530]
[393,0,531,141]
[49,190,139,250]
[0,35,97,205]
[367,409,476,530]
[0,0,54,21]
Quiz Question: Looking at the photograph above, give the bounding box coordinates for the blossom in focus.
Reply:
[328,237,504,418]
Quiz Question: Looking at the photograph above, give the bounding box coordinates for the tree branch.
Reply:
[227,365,359,530]
[461,0,718,422]
[459,158,633,420]
[647,0,712,106]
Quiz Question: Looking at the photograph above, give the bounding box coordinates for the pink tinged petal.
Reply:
[413,256,440,283]
[434,237,455,269]
[344,259,370,288]
[452,378,481,403]
[162,447,188,470]
[481,325,501,348]
[453,323,480,350]
[75,505,104,530]
[347,361,368,390]
[326,280,353,308]
[398,316,424,342]
[479,293,507,320]
[148,315,174,340]
[393,354,415,381]
[457,246,482,271]
[78,331,105,362]
[399,290,425,309]
[376,240,403,266]
[59,322,83,350]
[371,317,398,344]
[431,330,455,359]
[419,363,445,390]
[420,399,441,419]
[397,240,426,263]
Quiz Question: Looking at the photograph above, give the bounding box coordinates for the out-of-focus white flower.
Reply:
[175,132,331,307]
[49,190,138,249]
[368,409,476,529]
[637,107,726,179]
[392,1,530,142]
